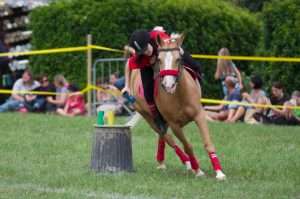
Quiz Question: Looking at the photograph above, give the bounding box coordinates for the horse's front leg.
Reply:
[169,123,205,177]
[194,108,226,180]
[139,111,189,170]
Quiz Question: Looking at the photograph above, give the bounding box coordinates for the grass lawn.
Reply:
[0,113,299,199]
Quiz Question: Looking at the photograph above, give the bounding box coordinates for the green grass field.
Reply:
[0,113,299,199]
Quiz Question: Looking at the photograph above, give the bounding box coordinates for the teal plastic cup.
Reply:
[97,111,105,125]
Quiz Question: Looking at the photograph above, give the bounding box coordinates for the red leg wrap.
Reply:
[208,152,222,171]
[188,154,200,171]
[156,138,165,162]
[174,145,189,164]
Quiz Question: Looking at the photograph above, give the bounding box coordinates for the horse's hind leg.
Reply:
[194,109,226,180]
[169,124,205,177]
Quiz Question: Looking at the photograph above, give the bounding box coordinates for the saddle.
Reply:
[184,66,199,81]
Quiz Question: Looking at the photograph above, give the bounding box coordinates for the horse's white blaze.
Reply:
[162,51,176,91]
[165,51,173,69]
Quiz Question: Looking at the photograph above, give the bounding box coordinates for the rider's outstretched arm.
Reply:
[122,45,135,94]
[122,60,132,94]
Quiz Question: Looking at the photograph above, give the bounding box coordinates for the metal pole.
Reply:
[109,61,112,79]
[92,62,96,115]
[87,34,92,116]
[101,62,104,84]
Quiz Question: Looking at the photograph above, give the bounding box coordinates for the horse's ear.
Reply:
[177,33,185,46]
[156,34,163,47]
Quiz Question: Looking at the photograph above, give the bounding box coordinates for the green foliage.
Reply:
[226,0,271,12]
[30,0,261,97]
[250,0,300,94]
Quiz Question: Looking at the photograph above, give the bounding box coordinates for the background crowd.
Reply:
[204,48,300,126]
[0,69,129,118]
[0,47,299,126]
[0,69,86,117]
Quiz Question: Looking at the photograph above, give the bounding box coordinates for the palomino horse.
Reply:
[128,57,192,171]
[153,33,226,180]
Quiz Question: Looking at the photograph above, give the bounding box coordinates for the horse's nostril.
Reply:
[163,77,176,87]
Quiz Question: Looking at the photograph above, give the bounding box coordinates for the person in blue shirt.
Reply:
[204,76,241,121]
[109,72,125,90]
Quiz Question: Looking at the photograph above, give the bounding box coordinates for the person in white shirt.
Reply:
[0,69,40,112]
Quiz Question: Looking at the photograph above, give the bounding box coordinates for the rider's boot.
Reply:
[148,103,168,135]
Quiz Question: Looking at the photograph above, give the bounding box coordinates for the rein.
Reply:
[157,47,180,52]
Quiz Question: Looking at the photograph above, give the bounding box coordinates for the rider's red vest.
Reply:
[128,30,170,70]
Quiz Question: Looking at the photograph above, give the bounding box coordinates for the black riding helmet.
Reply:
[129,30,151,55]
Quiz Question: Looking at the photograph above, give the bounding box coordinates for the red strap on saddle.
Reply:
[184,66,197,80]
[159,69,179,77]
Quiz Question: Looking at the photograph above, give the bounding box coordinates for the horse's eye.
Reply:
[176,58,181,64]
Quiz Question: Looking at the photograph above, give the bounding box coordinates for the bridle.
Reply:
[157,47,183,80]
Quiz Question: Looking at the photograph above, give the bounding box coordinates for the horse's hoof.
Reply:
[157,163,166,170]
[185,161,192,171]
[195,169,205,177]
[216,170,226,180]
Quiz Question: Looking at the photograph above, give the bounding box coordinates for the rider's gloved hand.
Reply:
[121,86,136,104]
[121,86,130,95]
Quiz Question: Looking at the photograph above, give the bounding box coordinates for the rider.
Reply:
[122,27,202,134]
